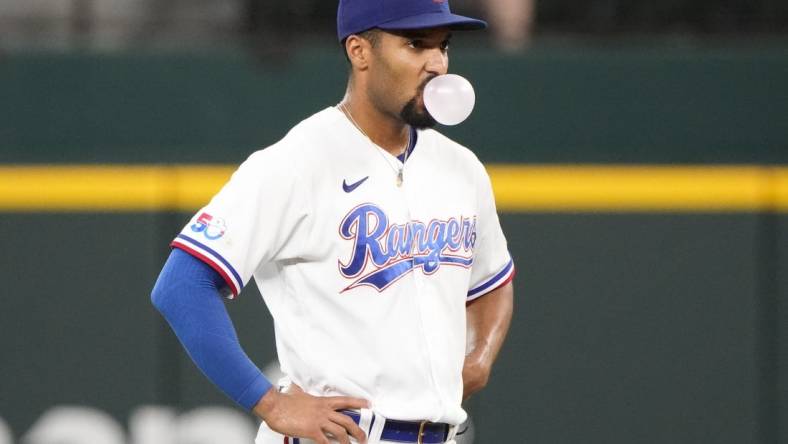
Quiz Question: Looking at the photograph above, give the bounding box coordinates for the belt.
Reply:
[342,410,451,444]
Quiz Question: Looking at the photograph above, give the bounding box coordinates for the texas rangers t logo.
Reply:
[338,203,475,292]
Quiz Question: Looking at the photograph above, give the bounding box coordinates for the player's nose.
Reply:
[424,48,448,76]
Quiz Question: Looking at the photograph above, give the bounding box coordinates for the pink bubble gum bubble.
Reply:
[423,74,476,126]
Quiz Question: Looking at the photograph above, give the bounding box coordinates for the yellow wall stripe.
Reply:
[487,165,788,212]
[1,164,787,212]
[0,165,234,212]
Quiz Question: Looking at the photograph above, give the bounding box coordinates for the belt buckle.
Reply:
[417,420,428,444]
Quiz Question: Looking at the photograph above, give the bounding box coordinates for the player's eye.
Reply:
[440,40,451,51]
[407,39,423,49]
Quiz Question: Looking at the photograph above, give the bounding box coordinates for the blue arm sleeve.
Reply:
[150,248,272,410]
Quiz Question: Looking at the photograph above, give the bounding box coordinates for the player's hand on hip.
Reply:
[253,383,370,444]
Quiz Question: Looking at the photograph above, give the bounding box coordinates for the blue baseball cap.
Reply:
[337,0,488,42]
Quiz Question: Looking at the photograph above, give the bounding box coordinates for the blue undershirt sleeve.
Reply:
[150,248,272,410]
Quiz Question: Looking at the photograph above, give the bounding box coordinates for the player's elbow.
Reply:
[151,248,227,317]
[150,249,192,316]
[150,264,182,317]
[150,273,170,314]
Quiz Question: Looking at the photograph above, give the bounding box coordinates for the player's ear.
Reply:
[345,35,372,70]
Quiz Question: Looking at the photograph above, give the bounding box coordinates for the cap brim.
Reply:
[377,12,487,32]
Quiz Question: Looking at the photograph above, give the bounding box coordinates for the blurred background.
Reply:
[1,0,787,443]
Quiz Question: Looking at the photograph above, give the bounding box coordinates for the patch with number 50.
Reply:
[190,212,227,240]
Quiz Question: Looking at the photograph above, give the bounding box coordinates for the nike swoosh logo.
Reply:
[343,176,369,193]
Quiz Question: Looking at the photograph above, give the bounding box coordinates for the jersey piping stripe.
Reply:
[396,126,418,163]
[172,237,242,296]
[466,269,515,307]
[172,234,243,296]
[467,257,515,301]
[174,234,243,288]
[170,242,241,298]
[467,261,515,303]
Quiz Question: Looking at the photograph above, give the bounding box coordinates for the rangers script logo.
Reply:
[339,203,476,292]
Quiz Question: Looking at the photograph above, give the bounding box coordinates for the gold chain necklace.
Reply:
[338,102,410,187]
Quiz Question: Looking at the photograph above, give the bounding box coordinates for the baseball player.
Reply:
[151,1,515,443]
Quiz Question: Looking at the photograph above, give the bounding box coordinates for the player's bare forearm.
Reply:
[462,281,514,400]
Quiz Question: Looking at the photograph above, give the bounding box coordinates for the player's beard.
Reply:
[400,79,437,129]
[400,98,437,129]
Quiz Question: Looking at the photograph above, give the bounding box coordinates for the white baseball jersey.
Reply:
[172,107,514,428]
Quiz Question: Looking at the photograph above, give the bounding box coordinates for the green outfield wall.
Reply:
[1,44,787,165]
